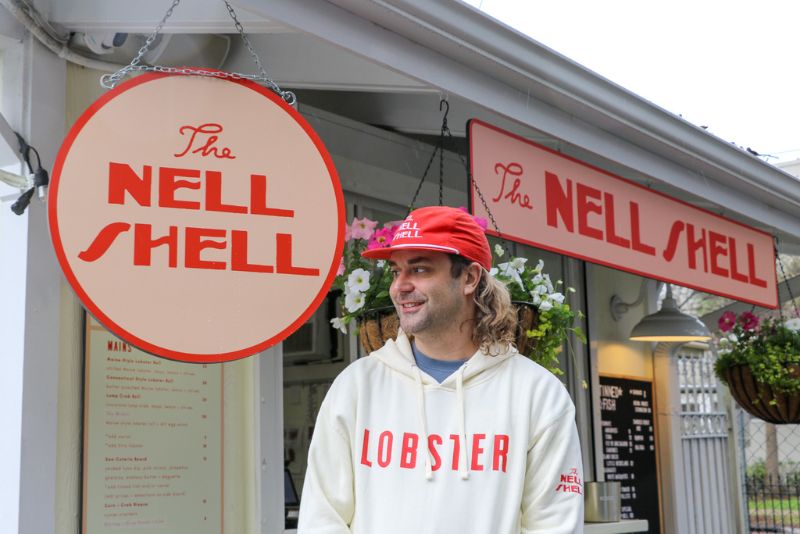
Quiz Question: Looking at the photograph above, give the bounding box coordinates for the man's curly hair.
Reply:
[450,255,517,355]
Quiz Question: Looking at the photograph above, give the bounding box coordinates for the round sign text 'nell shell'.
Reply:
[49,72,344,363]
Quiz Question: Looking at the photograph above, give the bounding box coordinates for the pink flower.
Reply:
[739,312,759,331]
[367,227,394,250]
[458,206,488,230]
[718,311,736,332]
[344,224,352,242]
[350,217,378,240]
[336,257,345,276]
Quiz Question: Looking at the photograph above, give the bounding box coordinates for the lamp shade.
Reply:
[629,292,711,342]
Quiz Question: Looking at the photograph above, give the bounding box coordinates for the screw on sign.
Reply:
[49,72,345,362]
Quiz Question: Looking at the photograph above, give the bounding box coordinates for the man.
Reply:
[298,206,584,533]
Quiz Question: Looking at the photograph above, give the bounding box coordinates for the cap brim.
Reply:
[361,243,461,261]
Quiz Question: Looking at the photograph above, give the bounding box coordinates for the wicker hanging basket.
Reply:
[724,364,800,424]
[357,307,401,354]
[514,301,540,356]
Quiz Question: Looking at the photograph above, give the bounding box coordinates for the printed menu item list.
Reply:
[83,318,223,534]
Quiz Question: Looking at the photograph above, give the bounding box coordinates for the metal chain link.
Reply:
[100,0,295,105]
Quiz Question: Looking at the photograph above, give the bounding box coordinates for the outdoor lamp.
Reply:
[629,284,712,342]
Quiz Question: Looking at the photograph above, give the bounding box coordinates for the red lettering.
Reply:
[545,172,573,231]
[250,175,294,217]
[275,234,319,276]
[576,183,603,240]
[159,167,201,210]
[709,231,729,277]
[428,435,442,471]
[377,431,393,468]
[492,163,533,210]
[603,192,630,248]
[400,432,418,469]
[630,202,655,256]
[450,434,461,471]
[360,429,372,467]
[108,162,151,206]
[79,222,131,263]
[748,243,768,288]
[205,171,247,213]
[174,123,236,160]
[471,434,485,471]
[727,237,748,283]
[687,224,707,271]
[492,435,509,472]
[133,224,178,268]
[230,230,274,273]
[184,227,227,270]
[662,221,684,262]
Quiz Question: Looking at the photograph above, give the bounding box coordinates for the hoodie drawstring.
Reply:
[412,366,434,480]
[456,367,470,480]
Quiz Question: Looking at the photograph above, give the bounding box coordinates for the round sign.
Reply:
[50,72,344,362]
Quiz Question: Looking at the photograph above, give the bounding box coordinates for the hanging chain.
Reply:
[776,238,800,318]
[406,143,439,215]
[100,0,296,105]
[406,98,512,256]
[441,123,512,254]
[438,100,447,206]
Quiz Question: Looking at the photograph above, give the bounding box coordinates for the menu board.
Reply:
[82,316,223,533]
[599,376,660,534]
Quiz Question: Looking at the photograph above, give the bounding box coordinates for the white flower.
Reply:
[531,274,544,285]
[542,273,554,292]
[497,262,524,289]
[330,317,348,334]
[534,259,544,272]
[726,333,738,343]
[531,293,542,305]
[376,260,386,268]
[567,287,576,293]
[344,291,366,313]
[535,285,548,295]
[539,300,554,311]
[550,292,565,304]
[490,267,498,277]
[347,268,371,293]
[785,318,800,332]
[494,244,504,257]
[509,257,527,272]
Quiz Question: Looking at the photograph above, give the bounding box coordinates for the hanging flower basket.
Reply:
[723,364,800,424]
[715,311,800,424]
[357,306,400,353]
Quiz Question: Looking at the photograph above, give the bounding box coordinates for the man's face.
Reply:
[388,250,469,337]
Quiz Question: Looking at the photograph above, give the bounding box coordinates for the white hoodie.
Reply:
[298,331,584,533]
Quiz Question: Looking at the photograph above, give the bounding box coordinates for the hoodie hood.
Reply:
[371,329,516,389]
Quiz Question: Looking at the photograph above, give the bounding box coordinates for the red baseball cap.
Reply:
[361,206,491,270]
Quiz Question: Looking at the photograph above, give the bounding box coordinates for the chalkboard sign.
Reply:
[599,376,660,533]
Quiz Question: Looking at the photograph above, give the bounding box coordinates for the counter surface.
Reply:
[286,519,649,533]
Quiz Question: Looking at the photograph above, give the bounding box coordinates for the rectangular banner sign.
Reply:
[82,315,224,534]
[469,119,778,308]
